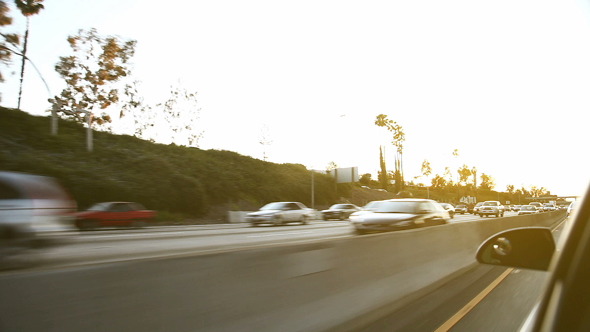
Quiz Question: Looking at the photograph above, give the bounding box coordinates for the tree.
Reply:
[14,0,44,109]
[421,159,432,180]
[326,161,338,172]
[378,145,388,189]
[443,167,453,185]
[479,173,495,190]
[457,164,472,184]
[258,125,273,161]
[131,84,203,147]
[431,174,447,190]
[420,159,432,198]
[0,1,20,86]
[375,114,405,192]
[51,28,136,126]
[506,184,515,194]
[359,173,372,186]
[530,186,549,198]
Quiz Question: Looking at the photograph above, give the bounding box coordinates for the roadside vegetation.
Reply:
[0,107,340,222]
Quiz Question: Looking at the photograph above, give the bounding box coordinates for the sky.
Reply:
[2,0,590,197]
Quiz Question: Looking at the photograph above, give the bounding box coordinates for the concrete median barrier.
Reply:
[0,211,566,332]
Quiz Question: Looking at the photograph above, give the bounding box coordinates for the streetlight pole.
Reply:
[311,170,315,209]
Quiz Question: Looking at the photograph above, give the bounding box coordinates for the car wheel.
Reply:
[300,215,308,225]
[273,215,283,226]
[355,229,367,235]
[132,220,147,228]
[77,219,99,231]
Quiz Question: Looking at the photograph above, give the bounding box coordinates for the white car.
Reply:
[246,202,314,226]
[518,205,539,215]
[0,171,77,253]
[350,199,450,234]
[478,201,505,218]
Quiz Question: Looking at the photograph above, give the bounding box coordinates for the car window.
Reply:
[0,181,22,199]
[261,202,286,210]
[88,202,110,211]
[373,201,417,213]
[418,202,434,213]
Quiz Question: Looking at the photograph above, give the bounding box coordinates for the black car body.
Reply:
[455,204,468,214]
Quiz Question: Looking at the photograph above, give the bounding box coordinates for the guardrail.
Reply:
[0,211,566,332]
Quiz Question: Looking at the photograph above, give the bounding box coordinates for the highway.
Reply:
[349,220,566,332]
[5,211,509,270]
[0,211,564,332]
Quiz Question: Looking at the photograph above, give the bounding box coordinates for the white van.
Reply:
[0,171,77,252]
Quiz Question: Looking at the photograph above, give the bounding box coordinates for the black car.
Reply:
[321,204,361,220]
[455,204,468,214]
[475,184,590,331]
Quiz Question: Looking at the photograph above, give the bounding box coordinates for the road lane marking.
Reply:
[434,268,514,332]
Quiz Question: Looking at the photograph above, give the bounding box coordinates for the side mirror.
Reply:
[476,227,555,271]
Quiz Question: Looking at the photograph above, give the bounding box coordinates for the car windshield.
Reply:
[330,204,349,209]
[371,201,419,214]
[260,202,288,210]
[362,201,381,211]
[483,202,498,206]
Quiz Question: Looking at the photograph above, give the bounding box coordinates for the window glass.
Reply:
[0,181,22,199]
[373,201,418,213]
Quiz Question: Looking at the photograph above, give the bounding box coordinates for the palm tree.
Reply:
[14,0,44,109]
[375,114,405,192]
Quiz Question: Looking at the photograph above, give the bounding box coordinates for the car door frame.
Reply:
[526,186,590,331]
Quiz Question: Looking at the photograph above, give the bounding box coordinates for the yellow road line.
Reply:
[434,268,514,332]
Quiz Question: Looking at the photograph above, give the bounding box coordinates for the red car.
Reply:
[74,202,156,230]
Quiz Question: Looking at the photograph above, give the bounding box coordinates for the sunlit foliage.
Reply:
[0,0,20,84]
[51,28,136,126]
[14,0,45,109]
[130,84,203,147]
[479,173,496,190]
[457,164,473,184]
[375,114,405,192]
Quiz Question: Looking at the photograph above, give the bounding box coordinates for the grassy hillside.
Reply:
[0,107,342,222]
